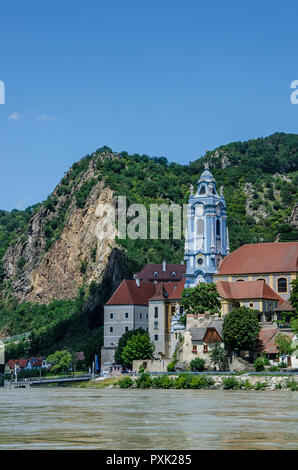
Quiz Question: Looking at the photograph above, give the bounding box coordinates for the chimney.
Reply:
[162,260,166,272]
[136,278,140,287]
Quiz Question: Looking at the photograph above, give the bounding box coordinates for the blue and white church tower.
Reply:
[184,164,230,287]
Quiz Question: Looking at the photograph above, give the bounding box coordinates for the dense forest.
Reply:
[0,132,297,363]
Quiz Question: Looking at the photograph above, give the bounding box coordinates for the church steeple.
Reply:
[184,166,229,287]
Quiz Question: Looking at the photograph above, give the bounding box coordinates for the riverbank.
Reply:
[72,373,298,391]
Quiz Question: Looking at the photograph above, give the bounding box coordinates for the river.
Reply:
[0,387,297,450]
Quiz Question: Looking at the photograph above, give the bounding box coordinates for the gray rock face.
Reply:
[2,155,128,304]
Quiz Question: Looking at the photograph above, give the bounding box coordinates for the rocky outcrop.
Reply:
[286,203,298,230]
[2,154,126,303]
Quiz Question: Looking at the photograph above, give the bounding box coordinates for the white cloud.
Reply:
[37,114,56,121]
[8,112,26,120]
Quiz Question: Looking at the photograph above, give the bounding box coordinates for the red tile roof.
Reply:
[106,280,156,306]
[216,280,283,301]
[258,328,279,354]
[275,299,294,311]
[149,279,186,301]
[258,329,295,354]
[6,357,44,369]
[136,263,186,282]
[218,242,298,275]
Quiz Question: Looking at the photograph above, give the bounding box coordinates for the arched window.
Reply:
[154,272,158,277]
[257,278,265,282]
[172,272,176,278]
[197,219,203,236]
[199,186,206,195]
[277,278,287,293]
[216,219,220,236]
[236,279,244,282]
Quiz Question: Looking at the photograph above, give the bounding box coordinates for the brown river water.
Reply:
[0,387,297,450]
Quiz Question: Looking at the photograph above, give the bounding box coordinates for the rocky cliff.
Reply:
[2,152,128,303]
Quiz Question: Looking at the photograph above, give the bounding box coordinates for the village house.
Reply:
[5,357,48,374]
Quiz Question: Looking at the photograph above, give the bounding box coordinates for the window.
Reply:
[277,278,287,293]
[140,313,142,319]
[171,306,175,314]
[198,257,203,265]
[211,258,215,266]
[154,307,158,318]
[146,314,148,319]
[110,327,113,333]
[154,321,158,329]
[192,345,197,354]
[199,186,206,195]
[249,302,254,308]
[125,312,129,318]
[110,313,113,319]
[203,344,208,353]
[236,279,244,282]
[125,326,128,333]
[216,219,220,236]
[257,278,265,282]
[154,272,158,278]
[154,335,158,341]
[197,219,204,236]
[172,272,176,278]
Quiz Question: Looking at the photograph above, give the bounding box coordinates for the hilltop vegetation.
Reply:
[0,132,297,361]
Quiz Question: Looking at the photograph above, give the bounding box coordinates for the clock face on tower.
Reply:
[195,204,203,216]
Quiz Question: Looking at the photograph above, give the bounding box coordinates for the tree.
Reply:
[290,278,298,314]
[83,330,103,368]
[190,358,205,371]
[222,307,260,353]
[121,332,155,369]
[114,328,146,365]
[209,343,229,370]
[181,283,221,315]
[274,333,296,357]
[47,350,73,374]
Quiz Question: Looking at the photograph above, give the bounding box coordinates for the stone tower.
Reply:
[184,165,229,287]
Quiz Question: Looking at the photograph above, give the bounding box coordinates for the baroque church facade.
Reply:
[184,165,229,286]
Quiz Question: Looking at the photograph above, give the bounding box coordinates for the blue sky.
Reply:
[1,0,298,211]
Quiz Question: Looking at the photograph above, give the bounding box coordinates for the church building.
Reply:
[184,165,229,287]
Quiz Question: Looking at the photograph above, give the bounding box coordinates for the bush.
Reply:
[189,375,214,389]
[254,381,268,390]
[190,358,205,372]
[222,377,241,390]
[242,379,253,390]
[285,379,298,391]
[269,366,279,372]
[173,373,193,389]
[138,365,145,373]
[135,372,152,389]
[261,355,270,366]
[278,362,287,368]
[254,358,265,372]
[117,376,133,389]
[151,375,173,389]
[167,361,177,372]
[275,383,283,390]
